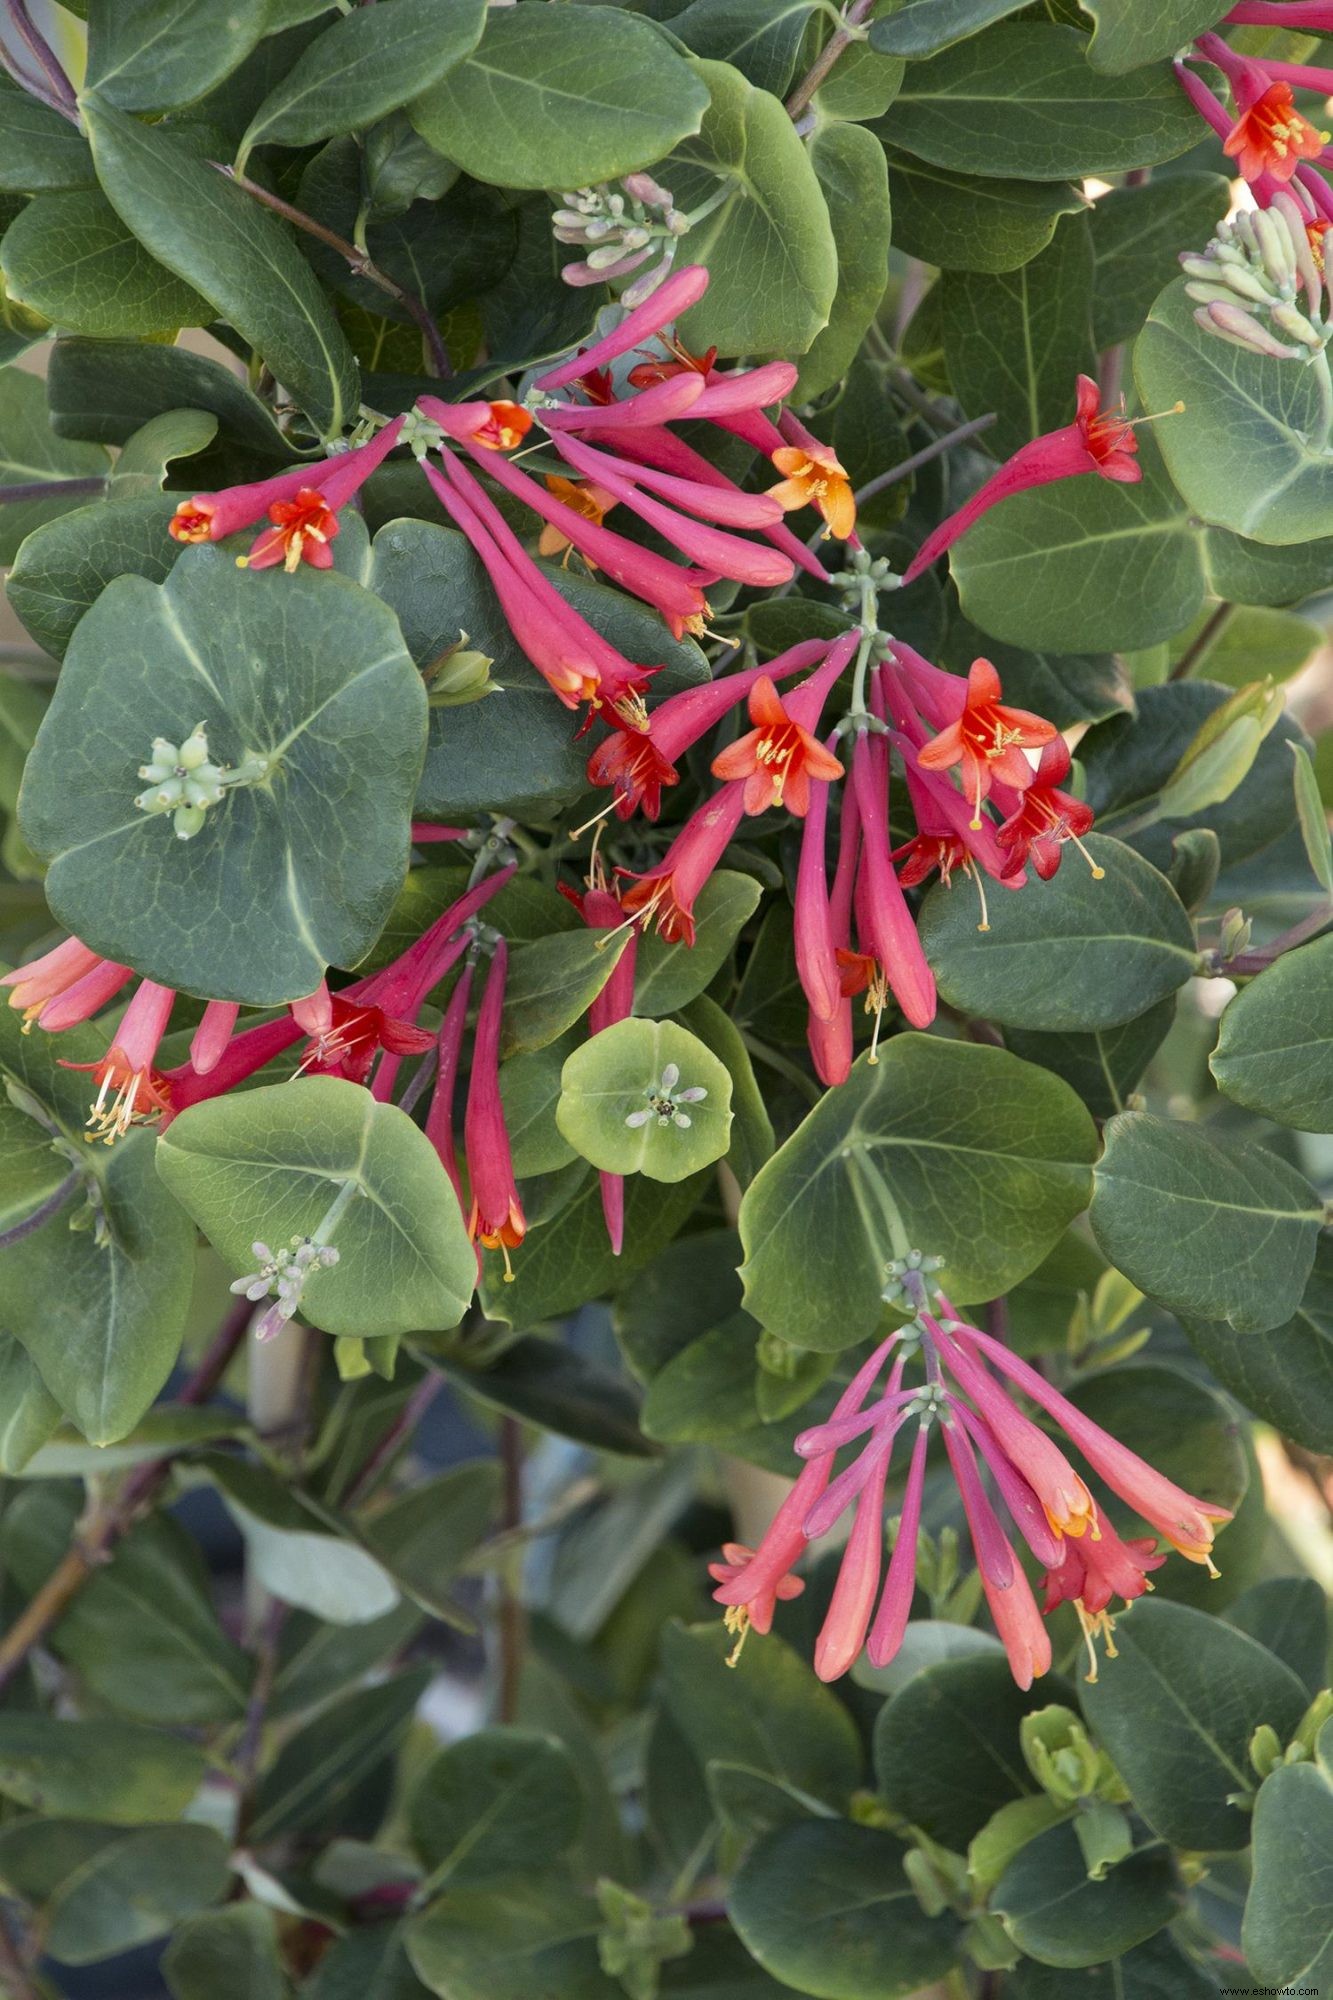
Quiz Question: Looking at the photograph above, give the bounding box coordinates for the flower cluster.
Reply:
[712,1258,1231,1689]
[550,173,694,302]
[1181,190,1333,360]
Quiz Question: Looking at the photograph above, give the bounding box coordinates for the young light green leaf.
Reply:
[558,1018,734,1183]
[1290,741,1333,896]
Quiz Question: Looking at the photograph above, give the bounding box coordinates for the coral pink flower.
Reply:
[61,977,176,1143]
[850,730,937,1031]
[794,753,843,1024]
[618,785,747,944]
[562,876,639,1254]
[902,378,1146,585]
[866,1421,930,1669]
[2,936,112,1023]
[425,961,475,1207]
[993,737,1101,882]
[917,659,1057,827]
[710,669,845,817]
[944,1416,1051,1690]
[189,1001,240,1077]
[464,940,526,1278]
[1042,1517,1166,1682]
[415,395,531,450]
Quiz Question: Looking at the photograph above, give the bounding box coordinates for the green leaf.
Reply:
[1136,278,1333,547]
[21,550,426,1003]
[1080,0,1235,74]
[0,1716,206,1824]
[409,1729,584,1887]
[797,122,890,402]
[874,1653,1074,1850]
[241,0,485,161]
[666,59,839,360]
[361,1458,501,1622]
[158,1078,476,1339]
[369,517,707,821]
[1090,173,1229,349]
[0,1819,229,1968]
[2,1483,251,1722]
[204,1455,401,1624]
[889,25,1199,180]
[707,1762,834,1840]
[107,407,218,502]
[408,1879,616,2000]
[250,1666,430,1842]
[1079,1598,1309,1851]
[1244,1761,1333,1991]
[409,4,709,192]
[661,1622,863,1807]
[1,189,210,337]
[6,489,179,657]
[443,1331,656,1457]
[921,835,1198,1033]
[81,93,358,435]
[941,216,1096,457]
[1089,1110,1324,1334]
[1226,1577,1329,1697]
[739,1036,1098,1346]
[0,1336,61,1474]
[558,1017,733,1183]
[163,1905,288,2000]
[682,991,774,1189]
[871,0,1029,57]
[0,1005,194,1444]
[85,0,270,112]
[729,1823,961,2000]
[950,433,1208,654]
[633,871,763,1017]
[502,931,631,1058]
[47,333,293,451]
[1211,934,1333,1132]
[1003,1934,1219,1999]
[668,0,815,96]
[1180,1236,1333,1455]
[882,148,1085,276]
[0,81,94,194]
[0,365,107,564]
[1005,998,1177,1121]
[272,1602,423,1720]
[1292,742,1333,893]
[992,1824,1179,1969]
[500,1035,579,1179]
[474,1170,706,1331]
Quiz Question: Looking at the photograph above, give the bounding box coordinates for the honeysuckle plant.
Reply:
[0,3,1330,1997]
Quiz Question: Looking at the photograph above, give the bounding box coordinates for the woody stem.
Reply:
[0,1295,252,1696]
[212,163,453,380]
[1,0,77,120]
[785,0,877,120]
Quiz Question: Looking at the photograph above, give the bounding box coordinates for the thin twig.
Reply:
[496,1415,526,1725]
[1224,900,1333,975]
[0,477,107,508]
[213,163,452,379]
[2,0,78,120]
[0,1905,38,2000]
[343,1371,444,1507]
[0,1297,253,1697]
[0,1173,78,1251]
[786,0,877,120]
[847,411,997,515]
[1170,601,1233,680]
[232,1597,287,1842]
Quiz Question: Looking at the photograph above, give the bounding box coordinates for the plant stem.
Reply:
[1224,899,1333,974]
[0,1905,37,2000]
[0,1296,253,1697]
[1169,601,1233,680]
[212,163,453,380]
[232,1596,287,1841]
[496,1414,526,1725]
[0,1173,78,1250]
[2,0,78,121]
[343,1371,444,1506]
[848,411,997,515]
[0,477,108,507]
[786,0,876,119]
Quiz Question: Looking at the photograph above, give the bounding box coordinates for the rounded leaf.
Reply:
[19,549,427,1004]
[558,1018,733,1183]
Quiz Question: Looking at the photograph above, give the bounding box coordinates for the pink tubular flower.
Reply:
[992,736,1101,883]
[415,395,531,451]
[425,960,475,1207]
[809,770,860,1086]
[618,784,747,944]
[866,1421,929,1668]
[794,749,843,1024]
[562,875,639,1254]
[464,939,526,1278]
[2,936,116,1024]
[1225,0,1333,18]
[170,418,404,558]
[916,659,1058,828]
[241,415,406,573]
[902,378,1146,585]
[189,1000,240,1077]
[849,729,937,1031]
[423,452,655,717]
[943,1416,1051,1689]
[61,977,176,1144]
[815,1431,896,1682]
[533,265,713,393]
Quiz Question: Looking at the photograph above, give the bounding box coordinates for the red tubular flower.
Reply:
[850,730,937,1032]
[902,377,1150,586]
[1224,77,1329,183]
[709,667,846,816]
[993,737,1101,882]
[618,785,747,944]
[1042,1518,1166,1682]
[189,1000,240,1077]
[240,414,406,573]
[415,395,531,450]
[464,940,526,1278]
[61,977,176,1143]
[425,960,475,1207]
[917,658,1057,827]
[533,265,712,394]
[808,771,860,1086]
[794,752,843,1024]
[563,878,639,1255]
[302,994,435,1088]
[1226,0,1333,20]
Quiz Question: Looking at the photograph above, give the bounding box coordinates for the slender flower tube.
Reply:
[542,373,709,433]
[1042,1516,1165,1681]
[1226,0,1333,19]
[607,424,832,584]
[189,1001,241,1077]
[2,936,108,1023]
[710,645,850,816]
[944,1416,1051,1689]
[955,1403,1064,1569]
[794,752,843,1023]
[62,977,176,1143]
[566,879,639,1253]
[809,772,860,1086]
[242,415,406,572]
[866,1422,930,1669]
[931,1320,1098,1539]
[689,362,800,418]
[555,445,784,529]
[464,940,526,1278]
[169,418,404,554]
[23,955,136,1032]
[533,265,712,393]
[850,730,937,1031]
[902,378,1146,585]
[814,1431,897,1682]
[618,784,748,943]
[425,960,475,1208]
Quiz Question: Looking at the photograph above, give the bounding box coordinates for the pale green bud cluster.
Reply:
[1183,195,1332,361]
[135,724,269,841]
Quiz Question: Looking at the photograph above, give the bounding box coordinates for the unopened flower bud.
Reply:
[1270,301,1327,349]
[1194,301,1306,360]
